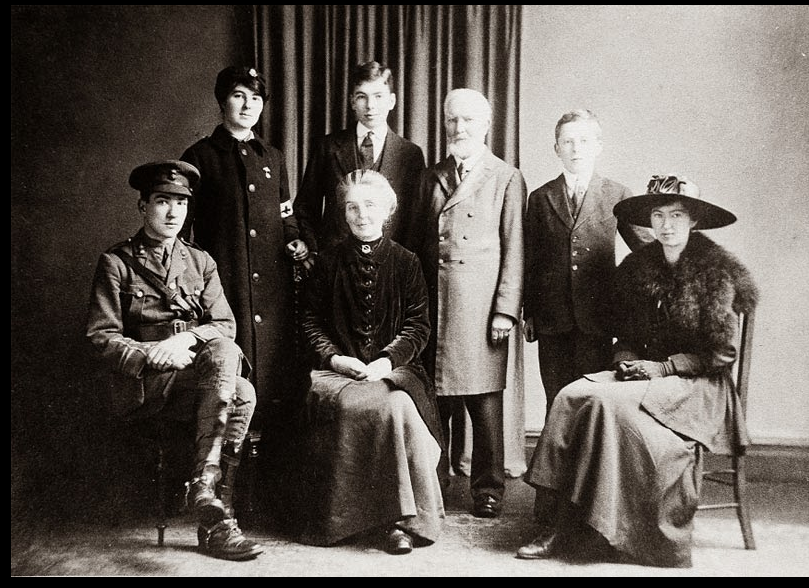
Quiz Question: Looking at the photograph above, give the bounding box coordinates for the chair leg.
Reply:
[155,440,168,547]
[733,455,756,550]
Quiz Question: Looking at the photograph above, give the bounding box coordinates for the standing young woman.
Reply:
[180,66,312,527]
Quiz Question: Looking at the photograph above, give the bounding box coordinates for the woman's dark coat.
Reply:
[181,124,302,420]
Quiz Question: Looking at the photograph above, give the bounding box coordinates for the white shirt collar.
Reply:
[356,123,387,162]
[563,169,593,192]
[356,122,388,143]
[454,146,486,173]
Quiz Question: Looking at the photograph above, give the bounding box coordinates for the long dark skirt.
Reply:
[300,370,444,546]
[525,374,702,567]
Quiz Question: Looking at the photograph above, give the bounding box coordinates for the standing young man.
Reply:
[294,61,426,254]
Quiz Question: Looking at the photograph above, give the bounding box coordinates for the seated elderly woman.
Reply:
[298,169,444,555]
[516,175,758,568]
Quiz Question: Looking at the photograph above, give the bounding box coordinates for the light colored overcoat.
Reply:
[411,149,526,396]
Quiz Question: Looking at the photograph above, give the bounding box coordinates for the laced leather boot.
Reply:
[198,518,263,561]
[186,469,226,525]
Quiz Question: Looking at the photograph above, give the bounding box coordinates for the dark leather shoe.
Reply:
[198,518,264,561]
[516,526,560,559]
[385,528,413,555]
[472,495,501,518]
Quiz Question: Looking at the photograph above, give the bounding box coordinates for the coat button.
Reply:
[462,235,468,240]
[194,289,201,296]
[168,282,176,290]
[439,236,445,242]
[572,236,579,242]
[459,259,465,264]
[241,148,248,156]
[248,184,256,193]
[438,259,444,264]
[572,264,578,271]
[249,229,257,238]
[254,314,262,323]
[572,251,578,256]
[467,212,474,217]
[252,272,259,282]
[136,290,144,298]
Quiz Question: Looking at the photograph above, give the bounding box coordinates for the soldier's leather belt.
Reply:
[136,319,199,341]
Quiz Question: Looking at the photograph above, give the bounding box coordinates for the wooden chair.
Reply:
[130,420,262,546]
[696,310,756,550]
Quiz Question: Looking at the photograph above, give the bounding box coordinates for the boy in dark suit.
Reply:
[523,110,651,416]
[294,61,426,255]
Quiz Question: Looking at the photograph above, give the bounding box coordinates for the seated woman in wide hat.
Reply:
[516,174,759,568]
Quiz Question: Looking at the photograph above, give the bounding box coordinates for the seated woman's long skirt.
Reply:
[525,376,702,568]
[300,371,444,546]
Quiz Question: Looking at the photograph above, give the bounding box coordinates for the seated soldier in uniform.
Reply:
[86,160,263,561]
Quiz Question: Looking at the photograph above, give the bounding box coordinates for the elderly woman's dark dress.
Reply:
[524,232,758,567]
[299,234,444,546]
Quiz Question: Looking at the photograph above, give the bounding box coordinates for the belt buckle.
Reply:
[172,319,187,335]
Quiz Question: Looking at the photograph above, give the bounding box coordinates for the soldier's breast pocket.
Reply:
[121,279,159,322]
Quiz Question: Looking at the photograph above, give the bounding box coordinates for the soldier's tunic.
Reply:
[86,229,254,467]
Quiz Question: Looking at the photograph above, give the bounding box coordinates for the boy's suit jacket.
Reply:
[523,173,650,336]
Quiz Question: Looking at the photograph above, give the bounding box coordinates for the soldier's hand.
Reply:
[146,333,196,371]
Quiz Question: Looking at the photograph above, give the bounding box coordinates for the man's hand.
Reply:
[330,355,369,380]
[523,316,536,343]
[490,313,515,346]
[145,332,197,371]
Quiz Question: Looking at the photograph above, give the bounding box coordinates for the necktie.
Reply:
[360,131,374,168]
[161,247,170,269]
[571,180,585,215]
[457,161,467,181]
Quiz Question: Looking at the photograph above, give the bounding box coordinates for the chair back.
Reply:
[734,311,754,416]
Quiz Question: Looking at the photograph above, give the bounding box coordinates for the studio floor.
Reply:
[11,468,809,577]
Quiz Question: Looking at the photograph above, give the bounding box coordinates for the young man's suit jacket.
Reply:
[294,126,426,253]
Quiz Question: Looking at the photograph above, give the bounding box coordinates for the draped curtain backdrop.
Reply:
[251,4,526,477]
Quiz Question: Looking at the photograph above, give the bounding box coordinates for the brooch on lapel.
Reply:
[263,166,272,179]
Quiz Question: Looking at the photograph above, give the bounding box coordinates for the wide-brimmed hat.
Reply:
[613,174,736,229]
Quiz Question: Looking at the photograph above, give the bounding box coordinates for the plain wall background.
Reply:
[11,5,809,522]
[519,5,809,443]
[11,5,249,518]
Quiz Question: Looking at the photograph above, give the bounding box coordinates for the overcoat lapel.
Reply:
[442,150,497,212]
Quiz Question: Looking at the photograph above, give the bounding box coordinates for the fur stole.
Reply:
[614,232,758,352]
